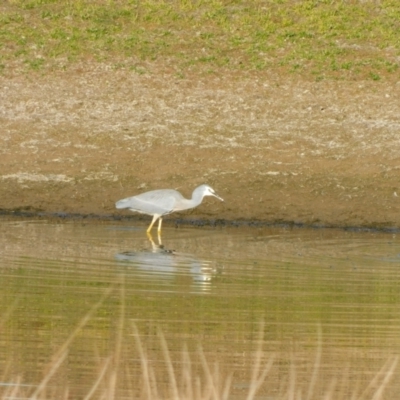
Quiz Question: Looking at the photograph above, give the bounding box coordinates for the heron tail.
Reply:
[115,198,131,209]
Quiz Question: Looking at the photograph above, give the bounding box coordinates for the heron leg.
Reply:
[147,231,156,247]
[146,215,159,233]
[157,218,163,244]
[147,230,163,249]
[157,217,163,233]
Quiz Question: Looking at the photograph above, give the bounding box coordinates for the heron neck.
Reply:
[191,190,206,207]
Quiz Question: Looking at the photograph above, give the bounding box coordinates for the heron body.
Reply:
[115,184,223,233]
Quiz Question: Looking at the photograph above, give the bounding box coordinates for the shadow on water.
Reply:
[0,217,400,398]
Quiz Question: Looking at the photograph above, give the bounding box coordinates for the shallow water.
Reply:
[0,217,400,399]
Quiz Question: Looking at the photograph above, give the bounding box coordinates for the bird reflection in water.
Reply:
[115,232,218,290]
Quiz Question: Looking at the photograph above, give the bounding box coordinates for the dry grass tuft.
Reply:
[0,310,397,399]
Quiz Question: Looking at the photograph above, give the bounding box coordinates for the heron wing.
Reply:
[116,189,182,216]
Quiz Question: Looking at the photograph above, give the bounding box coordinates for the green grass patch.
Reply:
[1,0,399,79]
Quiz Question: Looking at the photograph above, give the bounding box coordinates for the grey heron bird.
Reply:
[115,184,224,234]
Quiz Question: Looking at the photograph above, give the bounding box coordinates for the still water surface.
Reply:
[0,217,400,399]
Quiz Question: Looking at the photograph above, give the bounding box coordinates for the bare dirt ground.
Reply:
[1,64,400,229]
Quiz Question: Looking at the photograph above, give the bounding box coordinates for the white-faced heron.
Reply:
[115,184,224,234]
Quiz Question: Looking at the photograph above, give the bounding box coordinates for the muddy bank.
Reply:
[1,65,400,229]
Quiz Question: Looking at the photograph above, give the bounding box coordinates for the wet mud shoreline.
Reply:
[2,211,400,235]
[1,65,400,230]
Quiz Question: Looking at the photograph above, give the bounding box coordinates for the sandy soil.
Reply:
[1,64,400,229]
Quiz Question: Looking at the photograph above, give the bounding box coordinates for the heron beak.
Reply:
[214,193,224,202]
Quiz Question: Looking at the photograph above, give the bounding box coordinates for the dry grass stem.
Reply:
[158,328,180,400]
[323,378,337,400]
[108,282,125,399]
[1,308,398,399]
[306,325,322,400]
[246,321,275,400]
[370,356,399,400]
[29,350,68,400]
[83,357,112,400]
[131,322,153,398]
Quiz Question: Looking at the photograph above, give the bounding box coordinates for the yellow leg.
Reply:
[157,218,163,244]
[147,231,156,246]
[158,233,162,247]
[146,215,159,233]
[157,217,163,233]
[147,230,163,250]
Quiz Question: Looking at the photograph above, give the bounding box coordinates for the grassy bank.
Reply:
[1,0,399,80]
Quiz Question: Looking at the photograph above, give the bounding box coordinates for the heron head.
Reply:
[203,185,224,202]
